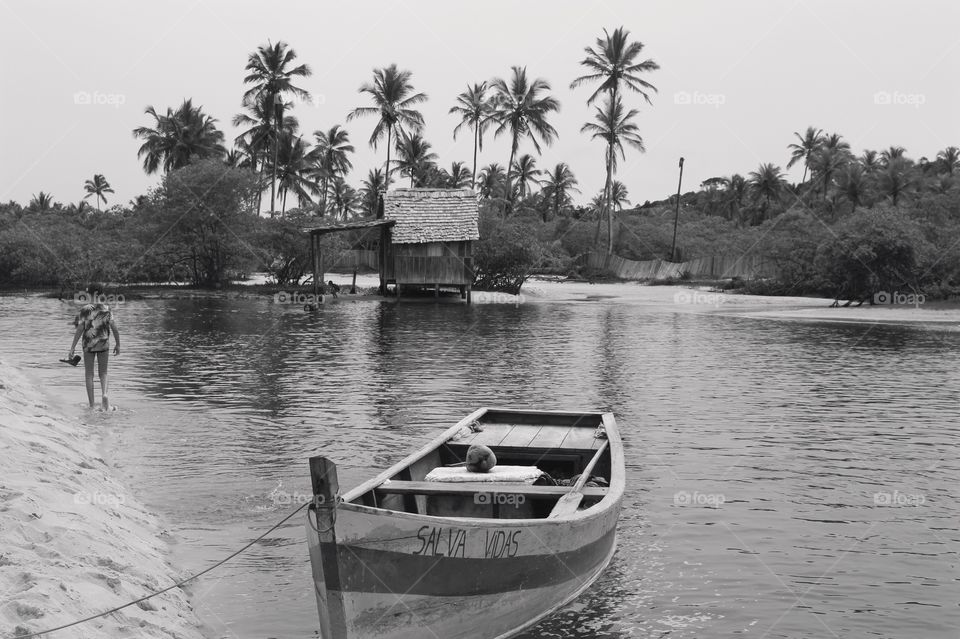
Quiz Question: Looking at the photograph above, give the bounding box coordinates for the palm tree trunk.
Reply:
[472,124,479,189]
[282,189,287,215]
[505,137,517,215]
[385,127,393,191]
[253,154,263,214]
[321,176,329,216]
[271,128,279,214]
[603,146,614,254]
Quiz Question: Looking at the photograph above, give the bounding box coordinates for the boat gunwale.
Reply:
[336,408,624,526]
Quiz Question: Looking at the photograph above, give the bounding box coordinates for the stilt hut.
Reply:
[382,188,479,301]
[302,188,480,302]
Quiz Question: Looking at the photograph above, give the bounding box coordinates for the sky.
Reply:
[1,0,958,210]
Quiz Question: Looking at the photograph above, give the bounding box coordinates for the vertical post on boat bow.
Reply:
[309,456,348,638]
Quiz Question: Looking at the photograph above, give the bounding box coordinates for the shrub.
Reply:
[473,210,541,293]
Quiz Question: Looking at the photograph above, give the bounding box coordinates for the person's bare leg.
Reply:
[82,351,96,407]
[97,351,110,410]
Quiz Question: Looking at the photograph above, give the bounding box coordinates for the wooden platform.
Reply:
[455,423,605,450]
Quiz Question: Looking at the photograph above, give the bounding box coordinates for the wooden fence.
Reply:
[328,250,379,271]
[586,252,778,280]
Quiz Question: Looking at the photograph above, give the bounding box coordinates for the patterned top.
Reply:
[76,303,112,352]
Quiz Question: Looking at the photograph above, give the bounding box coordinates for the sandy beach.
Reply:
[0,361,205,639]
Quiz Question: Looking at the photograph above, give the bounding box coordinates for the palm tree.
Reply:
[581,96,645,252]
[83,174,114,212]
[478,163,507,201]
[447,162,472,188]
[394,132,438,187]
[930,174,957,196]
[834,164,870,214]
[609,181,630,211]
[233,92,299,211]
[489,66,560,211]
[748,163,786,221]
[569,26,659,105]
[224,148,247,168]
[450,82,493,188]
[822,133,850,153]
[877,157,916,206]
[360,168,386,216]
[29,191,54,212]
[860,149,881,174]
[310,125,354,215]
[348,64,427,191]
[270,132,320,215]
[511,153,542,199]
[330,176,358,220]
[808,145,850,199]
[540,163,579,221]
[242,41,312,214]
[880,146,907,166]
[786,126,823,184]
[133,99,226,174]
[722,174,748,224]
[936,146,959,174]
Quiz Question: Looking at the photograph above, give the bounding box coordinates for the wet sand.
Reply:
[0,361,205,638]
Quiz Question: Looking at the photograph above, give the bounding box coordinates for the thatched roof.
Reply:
[383,188,480,244]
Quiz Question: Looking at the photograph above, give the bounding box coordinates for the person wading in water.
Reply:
[68,283,121,410]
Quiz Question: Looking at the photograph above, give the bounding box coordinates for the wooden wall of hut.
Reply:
[386,241,473,285]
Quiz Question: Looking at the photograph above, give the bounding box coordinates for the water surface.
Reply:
[2,287,957,638]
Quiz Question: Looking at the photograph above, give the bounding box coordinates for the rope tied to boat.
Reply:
[12,502,310,639]
[309,492,342,534]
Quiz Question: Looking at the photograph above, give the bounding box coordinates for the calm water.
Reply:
[2,288,958,638]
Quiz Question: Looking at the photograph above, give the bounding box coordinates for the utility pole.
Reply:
[670,157,685,262]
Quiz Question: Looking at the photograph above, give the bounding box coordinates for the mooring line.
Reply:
[14,502,309,638]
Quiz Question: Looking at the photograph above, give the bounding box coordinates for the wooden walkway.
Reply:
[455,423,605,450]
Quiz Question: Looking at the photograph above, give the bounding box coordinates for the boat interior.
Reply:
[349,410,613,519]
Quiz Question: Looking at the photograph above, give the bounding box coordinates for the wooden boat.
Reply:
[305,408,624,639]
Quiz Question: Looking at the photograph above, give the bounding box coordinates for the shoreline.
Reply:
[0,361,205,638]
[4,277,960,325]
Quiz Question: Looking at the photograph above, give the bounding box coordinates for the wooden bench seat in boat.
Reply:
[376,480,608,499]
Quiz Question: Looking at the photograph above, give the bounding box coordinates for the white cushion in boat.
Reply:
[424,465,543,483]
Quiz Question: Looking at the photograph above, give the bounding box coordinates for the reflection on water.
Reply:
[1,292,958,638]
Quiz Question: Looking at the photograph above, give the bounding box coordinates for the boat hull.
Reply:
[306,499,621,639]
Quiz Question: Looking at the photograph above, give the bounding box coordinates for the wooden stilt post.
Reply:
[434,283,439,299]
[308,456,347,638]
[319,248,325,302]
[351,269,357,295]
[311,234,320,301]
